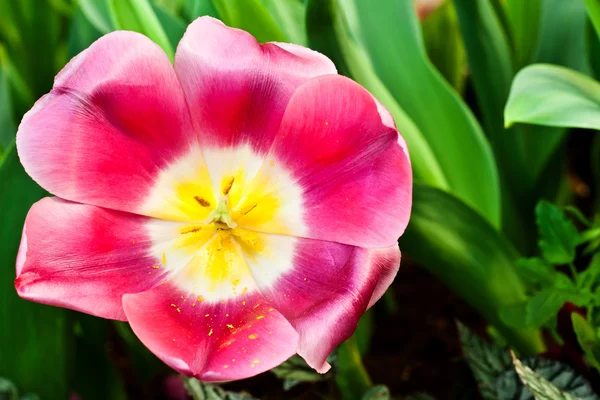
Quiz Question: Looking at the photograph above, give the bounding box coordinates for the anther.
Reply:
[242,203,257,215]
[222,177,235,195]
[194,196,211,207]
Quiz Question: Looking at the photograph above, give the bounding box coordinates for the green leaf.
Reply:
[361,385,390,400]
[183,0,218,20]
[271,355,330,390]
[457,321,512,400]
[406,394,436,400]
[79,0,115,33]
[342,0,501,227]
[421,1,466,93]
[0,377,18,400]
[211,0,287,43]
[536,200,581,265]
[402,184,544,355]
[585,0,600,41]
[506,64,600,130]
[67,7,104,58]
[260,0,307,45]
[576,253,600,290]
[0,47,15,149]
[151,3,187,50]
[184,377,256,400]
[572,313,600,372]
[515,258,556,286]
[336,334,373,400]
[0,144,71,400]
[497,356,596,400]
[505,0,542,69]
[305,0,449,190]
[501,289,572,330]
[108,0,174,61]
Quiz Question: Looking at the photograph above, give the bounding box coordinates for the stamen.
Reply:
[242,203,257,215]
[222,176,235,195]
[194,196,211,207]
[180,226,203,234]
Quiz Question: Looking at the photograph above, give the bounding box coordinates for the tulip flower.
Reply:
[14,17,412,381]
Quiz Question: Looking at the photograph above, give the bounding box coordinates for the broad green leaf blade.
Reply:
[500,356,594,400]
[0,47,15,149]
[108,0,174,61]
[79,0,114,33]
[402,184,544,355]
[536,200,581,264]
[211,0,287,43]
[260,0,307,45]
[336,334,373,400]
[345,0,501,227]
[457,321,512,400]
[506,64,600,130]
[585,0,600,41]
[151,3,187,50]
[305,0,449,190]
[501,289,572,329]
[183,0,218,20]
[421,1,466,93]
[515,258,556,286]
[68,7,104,58]
[0,145,71,399]
[505,0,541,69]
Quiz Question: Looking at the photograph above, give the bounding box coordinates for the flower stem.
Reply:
[335,334,373,400]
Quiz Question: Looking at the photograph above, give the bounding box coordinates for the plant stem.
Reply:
[335,334,373,400]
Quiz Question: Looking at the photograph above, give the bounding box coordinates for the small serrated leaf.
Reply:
[536,201,581,265]
[362,385,391,400]
[183,377,256,400]
[572,313,600,371]
[496,356,598,400]
[457,321,512,400]
[516,257,556,286]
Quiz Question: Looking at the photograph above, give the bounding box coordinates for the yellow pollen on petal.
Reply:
[208,329,213,336]
[152,265,160,269]
[256,315,264,320]
[242,301,246,306]
[248,334,258,340]
[226,324,234,329]
[197,295,204,302]
[177,308,181,313]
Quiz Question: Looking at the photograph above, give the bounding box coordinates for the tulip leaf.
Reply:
[421,0,466,93]
[505,0,542,69]
[79,0,114,33]
[259,0,307,46]
[305,0,448,191]
[506,64,600,130]
[536,200,581,265]
[498,356,596,400]
[0,144,71,400]
[0,47,15,149]
[344,0,501,227]
[211,0,287,43]
[402,184,544,355]
[183,0,218,20]
[67,7,103,58]
[108,0,174,61]
[585,0,600,41]
[151,3,187,50]
[457,321,512,400]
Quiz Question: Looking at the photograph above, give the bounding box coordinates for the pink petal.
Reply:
[16,31,193,214]
[247,75,412,248]
[15,197,167,321]
[123,285,298,381]
[243,234,401,373]
[174,17,336,153]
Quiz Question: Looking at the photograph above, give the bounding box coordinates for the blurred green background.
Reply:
[3,0,600,399]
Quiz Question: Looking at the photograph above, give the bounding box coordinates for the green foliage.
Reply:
[108,0,174,60]
[504,356,597,400]
[403,185,544,355]
[361,385,390,400]
[536,201,581,265]
[211,0,286,43]
[572,313,600,371]
[271,354,332,391]
[347,0,501,228]
[184,377,256,400]
[506,65,600,130]
[0,146,71,400]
